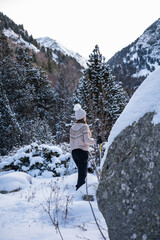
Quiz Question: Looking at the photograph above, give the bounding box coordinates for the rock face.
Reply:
[97,112,160,240]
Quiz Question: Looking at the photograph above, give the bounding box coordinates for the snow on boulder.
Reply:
[102,66,160,165]
[0,172,32,194]
[97,67,160,240]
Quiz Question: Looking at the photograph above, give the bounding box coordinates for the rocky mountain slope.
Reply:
[108,18,160,96]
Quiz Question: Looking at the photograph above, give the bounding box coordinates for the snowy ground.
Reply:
[0,170,109,240]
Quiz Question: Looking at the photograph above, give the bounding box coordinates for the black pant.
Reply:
[72,149,89,190]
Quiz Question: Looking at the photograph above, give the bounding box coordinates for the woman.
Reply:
[70,104,96,191]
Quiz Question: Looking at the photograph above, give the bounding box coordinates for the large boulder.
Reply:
[97,68,160,240]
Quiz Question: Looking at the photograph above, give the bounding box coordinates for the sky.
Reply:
[0,0,160,60]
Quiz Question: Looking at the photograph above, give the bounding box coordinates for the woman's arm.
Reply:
[83,125,96,145]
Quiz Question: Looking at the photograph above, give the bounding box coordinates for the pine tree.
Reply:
[0,76,22,155]
[0,34,23,154]
[55,72,72,143]
[77,45,128,140]
[0,36,57,154]
[15,46,57,143]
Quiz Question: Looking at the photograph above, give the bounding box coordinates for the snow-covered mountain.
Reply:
[0,12,84,91]
[3,28,40,53]
[37,37,87,68]
[108,18,160,95]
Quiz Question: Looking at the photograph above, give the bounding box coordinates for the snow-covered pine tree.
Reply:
[0,35,58,154]
[0,34,23,154]
[55,72,72,143]
[15,46,56,144]
[0,78,22,155]
[77,45,128,140]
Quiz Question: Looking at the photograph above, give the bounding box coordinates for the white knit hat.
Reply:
[74,104,86,120]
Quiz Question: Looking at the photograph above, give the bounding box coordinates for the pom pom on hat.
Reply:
[74,104,86,120]
[74,104,82,111]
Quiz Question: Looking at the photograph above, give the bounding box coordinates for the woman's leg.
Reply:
[72,149,89,190]
[76,154,88,190]
[72,150,79,168]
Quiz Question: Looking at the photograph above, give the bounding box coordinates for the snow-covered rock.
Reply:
[102,66,160,163]
[97,67,160,240]
[0,172,32,193]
